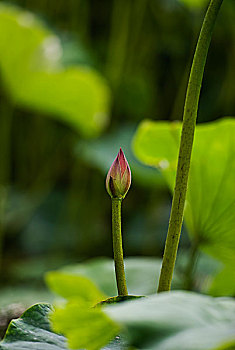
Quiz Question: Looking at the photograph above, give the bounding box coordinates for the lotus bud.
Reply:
[106,148,131,199]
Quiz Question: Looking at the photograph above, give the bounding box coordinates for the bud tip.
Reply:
[106,148,131,199]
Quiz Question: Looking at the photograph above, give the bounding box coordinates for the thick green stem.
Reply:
[112,198,128,296]
[157,0,223,293]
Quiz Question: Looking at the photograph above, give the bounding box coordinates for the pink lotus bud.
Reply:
[106,148,131,199]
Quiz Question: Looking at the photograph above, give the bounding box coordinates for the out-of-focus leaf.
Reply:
[76,124,166,188]
[106,291,235,350]
[176,250,222,292]
[209,266,235,297]
[0,287,53,308]
[0,4,110,137]
[52,300,120,350]
[179,0,208,9]
[46,273,106,305]
[133,118,235,266]
[133,120,181,187]
[46,257,177,297]
[46,273,120,350]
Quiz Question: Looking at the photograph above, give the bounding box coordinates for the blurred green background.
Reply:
[0,0,234,311]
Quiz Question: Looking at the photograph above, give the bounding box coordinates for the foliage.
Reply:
[0,302,125,350]
[2,284,235,350]
[44,257,235,349]
[0,303,67,350]
[0,0,234,270]
[105,291,235,350]
[52,299,120,350]
[45,257,179,297]
[133,118,235,292]
[209,265,235,297]
[46,273,106,304]
[179,0,208,8]
[0,1,234,349]
[0,3,110,137]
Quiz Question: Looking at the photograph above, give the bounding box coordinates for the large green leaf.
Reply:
[0,4,110,137]
[0,303,67,350]
[0,303,123,350]
[133,118,235,265]
[2,292,235,350]
[105,291,235,350]
[46,257,178,297]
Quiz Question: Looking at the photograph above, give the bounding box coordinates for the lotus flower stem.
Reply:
[112,198,128,296]
[158,0,224,293]
[106,148,131,296]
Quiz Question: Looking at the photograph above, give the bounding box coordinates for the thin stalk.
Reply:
[0,98,14,273]
[106,0,131,91]
[183,240,199,290]
[0,187,7,274]
[158,0,223,293]
[112,198,128,296]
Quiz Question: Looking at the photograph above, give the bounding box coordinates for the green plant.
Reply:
[133,118,235,292]
[157,0,223,292]
[0,4,110,137]
[106,148,131,296]
[0,3,111,273]
[1,0,235,349]
[1,279,235,350]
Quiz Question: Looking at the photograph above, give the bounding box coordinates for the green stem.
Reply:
[112,198,128,296]
[157,0,223,293]
[0,98,14,274]
[184,240,199,290]
[106,0,131,91]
